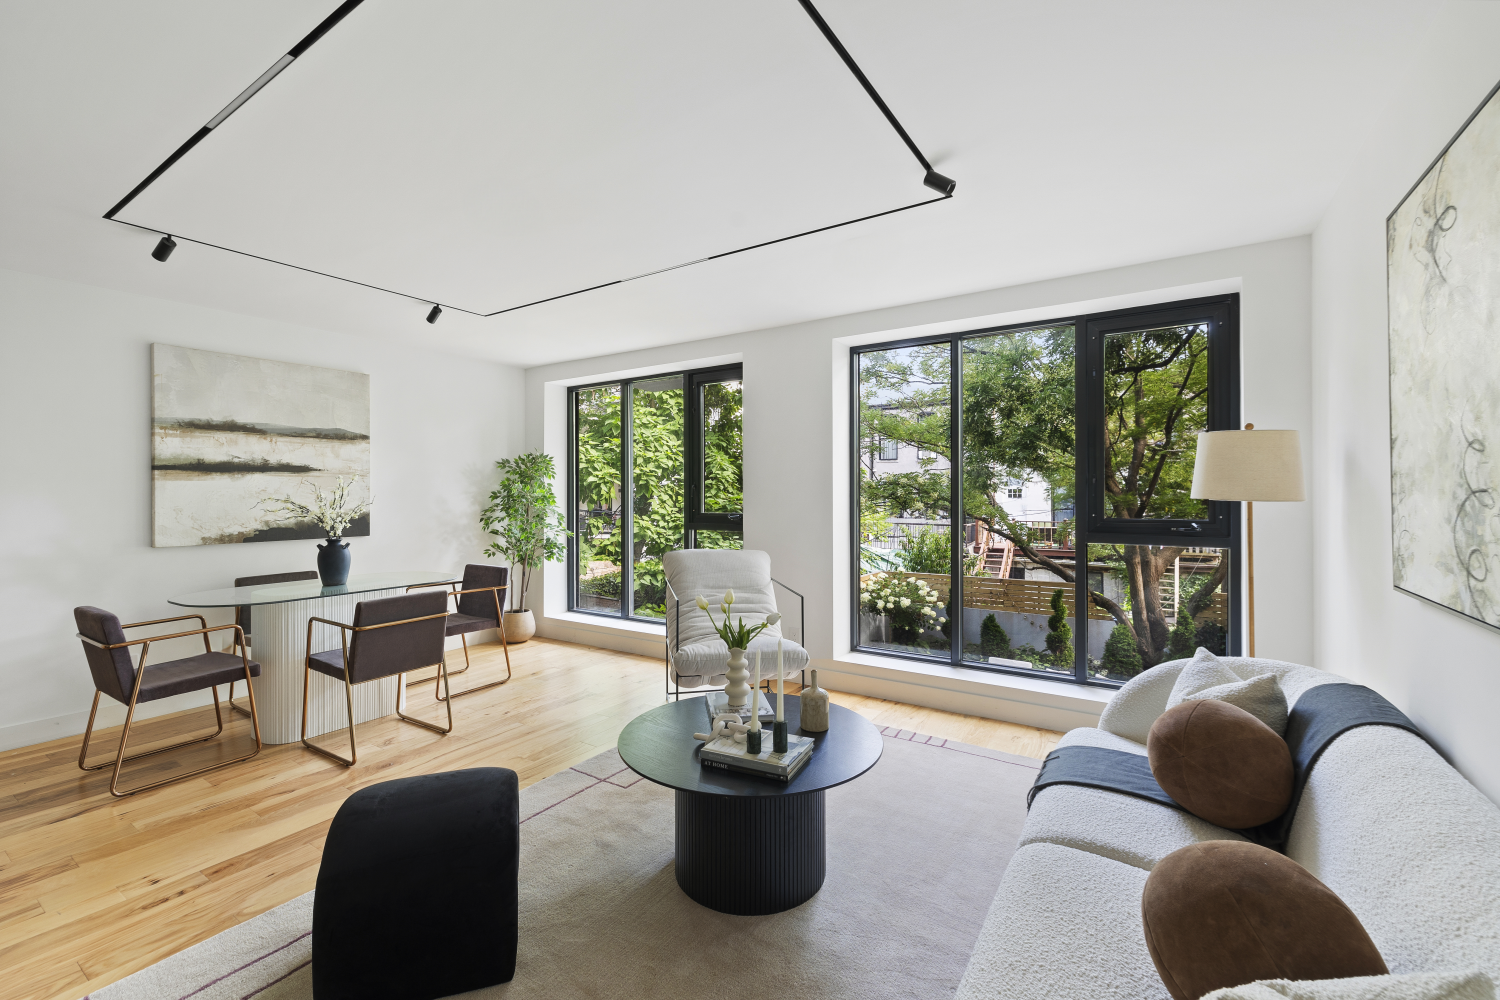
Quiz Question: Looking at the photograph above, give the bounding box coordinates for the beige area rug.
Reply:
[91,728,1040,1000]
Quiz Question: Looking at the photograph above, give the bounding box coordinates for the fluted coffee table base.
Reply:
[617,697,881,917]
[675,789,825,915]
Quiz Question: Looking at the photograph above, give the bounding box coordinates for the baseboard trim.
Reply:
[1,688,223,754]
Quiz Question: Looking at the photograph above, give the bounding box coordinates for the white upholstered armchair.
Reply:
[662,549,808,698]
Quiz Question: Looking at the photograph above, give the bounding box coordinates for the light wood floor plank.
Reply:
[0,637,1060,1000]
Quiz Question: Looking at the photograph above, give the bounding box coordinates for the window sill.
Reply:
[816,649,1113,733]
[538,609,666,657]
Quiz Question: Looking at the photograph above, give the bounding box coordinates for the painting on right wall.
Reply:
[1388,79,1500,631]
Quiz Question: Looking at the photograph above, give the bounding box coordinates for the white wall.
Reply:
[525,235,1313,730]
[1310,2,1500,802]
[0,268,524,750]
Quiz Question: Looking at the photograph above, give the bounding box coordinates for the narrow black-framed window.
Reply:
[570,365,743,623]
[853,295,1241,686]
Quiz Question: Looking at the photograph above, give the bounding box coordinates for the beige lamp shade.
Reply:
[1190,429,1305,502]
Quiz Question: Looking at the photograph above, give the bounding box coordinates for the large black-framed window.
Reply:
[853,295,1241,686]
[570,365,743,623]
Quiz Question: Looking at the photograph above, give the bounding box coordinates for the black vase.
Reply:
[317,537,351,586]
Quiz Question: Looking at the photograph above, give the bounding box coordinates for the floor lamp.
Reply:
[1189,424,1305,657]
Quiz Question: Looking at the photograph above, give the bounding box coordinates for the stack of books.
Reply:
[699,732,815,781]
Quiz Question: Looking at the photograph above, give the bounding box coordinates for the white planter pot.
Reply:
[503,609,536,643]
[723,646,751,710]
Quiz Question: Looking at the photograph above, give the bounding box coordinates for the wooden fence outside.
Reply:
[872,572,1228,626]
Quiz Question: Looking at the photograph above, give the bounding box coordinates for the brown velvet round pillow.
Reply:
[1141,841,1387,1000]
[1148,699,1293,829]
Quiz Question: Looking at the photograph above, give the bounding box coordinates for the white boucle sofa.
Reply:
[955,656,1500,1000]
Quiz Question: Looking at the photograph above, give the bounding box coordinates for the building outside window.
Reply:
[878,437,900,461]
[570,366,742,622]
[853,296,1241,685]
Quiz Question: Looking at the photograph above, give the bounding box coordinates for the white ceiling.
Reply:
[0,1,1433,367]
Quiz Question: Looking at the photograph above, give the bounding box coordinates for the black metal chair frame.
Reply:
[76,614,263,797]
[663,578,806,701]
[405,579,512,701]
[300,609,454,767]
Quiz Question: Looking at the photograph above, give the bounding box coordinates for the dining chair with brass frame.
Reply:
[225,569,319,718]
[74,605,263,797]
[405,564,512,702]
[300,590,452,767]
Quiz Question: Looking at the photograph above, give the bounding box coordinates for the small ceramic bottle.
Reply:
[800,669,830,732]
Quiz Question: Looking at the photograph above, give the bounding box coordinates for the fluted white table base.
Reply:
[251,588,405,744]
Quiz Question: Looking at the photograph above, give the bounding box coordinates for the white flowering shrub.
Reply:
[859,572,945,642]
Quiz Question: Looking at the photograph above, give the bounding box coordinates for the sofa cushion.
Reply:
[1148,699,1294,829]
[1142,841,1387,1000]
[1168,649,1289,734]
[1057,724,1151,756]
[1099,654,1346,744]
[1286,725,1500,982]
[1097,661,1190,744]
[955,842,1170,1000]
[1020,782,1248,871]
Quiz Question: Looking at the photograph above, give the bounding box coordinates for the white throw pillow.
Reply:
[1202,970,1495,1000]
[1166,648,1289,735]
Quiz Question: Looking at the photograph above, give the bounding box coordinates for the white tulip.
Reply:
[766,612,782,625]
[724,589,735,606]
[695,595,709,611]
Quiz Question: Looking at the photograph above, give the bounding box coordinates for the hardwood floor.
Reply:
[0,638,1060,1000]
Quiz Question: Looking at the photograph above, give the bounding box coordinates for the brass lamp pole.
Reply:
[1189,424,1305,656]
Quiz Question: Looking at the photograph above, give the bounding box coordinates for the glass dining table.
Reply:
[169,571,457,745]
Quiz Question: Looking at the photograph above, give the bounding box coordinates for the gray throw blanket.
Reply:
[1027,683,1426,851]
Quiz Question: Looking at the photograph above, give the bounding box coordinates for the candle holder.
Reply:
[746,728,762,755]
[772,720,787,754]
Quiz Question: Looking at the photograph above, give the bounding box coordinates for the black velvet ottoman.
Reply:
[312,767,519,1000]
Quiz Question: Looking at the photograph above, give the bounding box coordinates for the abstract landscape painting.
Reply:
[152,344,371,547]
[1388,80,1500,630]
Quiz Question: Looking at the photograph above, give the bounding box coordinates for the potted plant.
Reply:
[859,572,943,645]
[480,451,570,643]
[697,590,780,713]
[257,476,373,586]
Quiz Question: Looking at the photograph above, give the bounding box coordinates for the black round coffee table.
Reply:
[618,695,882,915]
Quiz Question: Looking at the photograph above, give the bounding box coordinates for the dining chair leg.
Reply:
[225,635,255,717]
[400,661,454,734]
[225,679,254,718]
[301,662,359,767]
[111,677,261,797]
[79,685,235,782]
[434,621,513,702]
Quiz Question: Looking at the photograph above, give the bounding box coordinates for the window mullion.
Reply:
[1074,322,1091,682]
[950,337,963,666]
[620,380,634,620]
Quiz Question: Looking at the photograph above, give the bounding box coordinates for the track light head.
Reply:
[426,304,442,324]
[922,170,956,196]
[151,235,177,262]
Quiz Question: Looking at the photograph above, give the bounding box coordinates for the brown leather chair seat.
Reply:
[135,652,262,702]
[307,647,350,679]
[445,612,496,636]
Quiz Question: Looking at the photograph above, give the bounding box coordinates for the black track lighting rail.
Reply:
[104,0,365,223]
[105,0,953,319]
